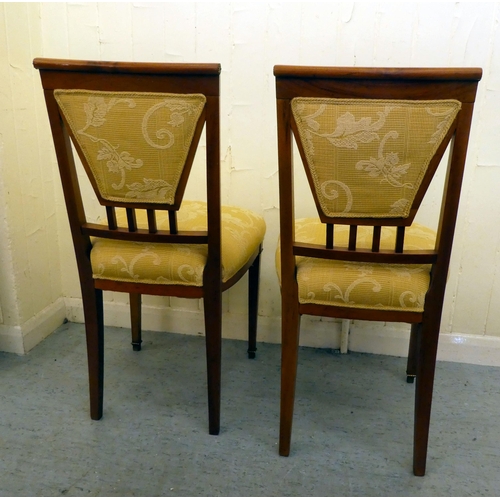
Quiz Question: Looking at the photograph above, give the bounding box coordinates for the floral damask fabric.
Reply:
[91,201,266,286]
[291,98,461,219]
[276,219,436,312]
[54,90,206,205]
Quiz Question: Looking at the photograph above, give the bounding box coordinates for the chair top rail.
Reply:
[275,66,482,102]
[274,65,482,81]
[34,59,221,96]
[34,58,221,76]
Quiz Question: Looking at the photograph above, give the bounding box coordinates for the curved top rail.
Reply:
[273,65,482,81]
[33,58,221,76]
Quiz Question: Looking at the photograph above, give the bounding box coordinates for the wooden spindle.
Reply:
[168,210,178,235]
[395,226,405,253]
[126,208,137,232]
[106,206,117,230]
[147,209,157,233]
[372,226,381,252]
[348,225,358,251]
[326,224,334,249]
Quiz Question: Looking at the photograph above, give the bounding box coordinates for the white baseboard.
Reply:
[347,320,500,367]
[0,297,67,354]
[65,297,500,367]
[0,324,23,354]
[436,333,500,367]
[3,296,500,367]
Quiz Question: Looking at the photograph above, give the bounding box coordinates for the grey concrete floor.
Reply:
[1,321,500,496]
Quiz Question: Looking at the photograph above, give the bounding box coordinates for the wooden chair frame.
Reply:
[34,58,263,435]
[275,65,481,475]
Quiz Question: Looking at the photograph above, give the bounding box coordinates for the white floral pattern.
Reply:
[296,102,392,152]
[54,90,206,205]
[91,201,266,286]
[320,180,353,213]
[125,178,173,200]
[141,100,201,149]
[276,218,436,312]
[427,106,459,144]
[110,247,162,280]
[354,131,414,188]
[291,98,461,218]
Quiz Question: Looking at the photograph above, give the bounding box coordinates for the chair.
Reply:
[274,65,481,475]
[34,58,266,435]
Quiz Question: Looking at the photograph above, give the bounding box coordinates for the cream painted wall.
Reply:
[1,2,500,363]
[0,2,66,353]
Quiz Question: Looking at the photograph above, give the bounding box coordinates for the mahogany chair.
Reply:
[34,58,266,435]
[274,65,481,475]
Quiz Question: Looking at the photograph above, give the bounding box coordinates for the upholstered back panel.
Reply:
[291,98,461,219]
[54,90,206,205]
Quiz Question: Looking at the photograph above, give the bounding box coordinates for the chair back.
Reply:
[292,97,460,221]
[34,58,222,281]
[54,89,206,207]
[275,66,481,311]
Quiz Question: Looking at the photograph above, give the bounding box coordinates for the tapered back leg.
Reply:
[82,287,104,420]
[279,299,301,457]
[407,323,420,383]
[247,247,262,359]
[130,293,142,352]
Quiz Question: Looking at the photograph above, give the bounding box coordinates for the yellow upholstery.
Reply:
[54,90,206,205]
[91,201,266,286]
[276,219,436,312]
[280,98,459,311]
[292,98,460,219]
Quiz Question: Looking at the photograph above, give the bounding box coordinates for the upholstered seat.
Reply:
[92,201,266,286]
[277,220,435,312]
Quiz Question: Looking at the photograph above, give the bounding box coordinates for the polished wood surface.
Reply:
[275,65,481,475]
[34,57,221,75]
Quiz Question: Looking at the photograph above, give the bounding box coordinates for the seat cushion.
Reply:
[276,218,436,312]
[91,201,266,286]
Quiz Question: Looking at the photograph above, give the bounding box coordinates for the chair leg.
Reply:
[130,293,142,351]
[82,287,104,421]
[247,249,261,359]
[413,319,440,476]
[279,304,301,457]
[203,287,222,435]
[406,323,420,383]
